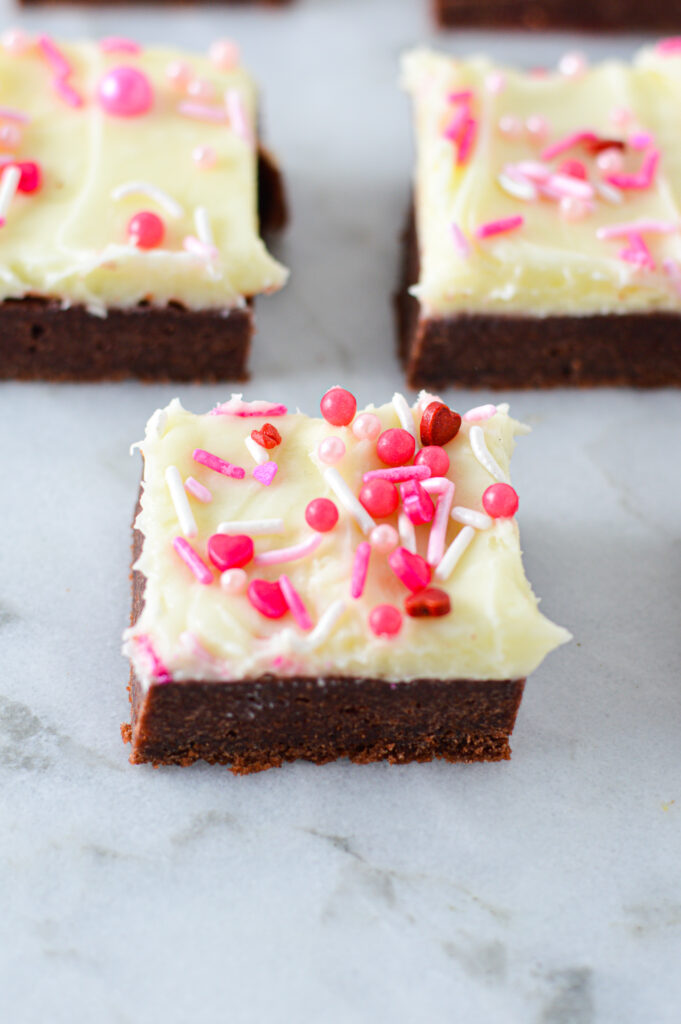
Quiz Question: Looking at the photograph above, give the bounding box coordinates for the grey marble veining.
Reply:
[1,2,681,1021]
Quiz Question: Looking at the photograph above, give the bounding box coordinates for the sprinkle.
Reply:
[209,396,288,418]
[279,574,313,631]
[290,600,347,652]
[255,533,323,567]
[1,29,32,56]
[184,477,212,503]
[457,118,477,166]
[498,114,523,139]
[194,205,215,247]
[188,78,217,102]
[485,71,506,94]
[111,181,184,218]
[54,79,83,109]
[558,52,587,78]
[0,106,29,124]
[317,436,346,465]
[475,216,524,240]
[178,101,229,123]
[38,36,83,108]
[540,131,599,163]
[619,234,655,270]
[173,537,213,584]
[221,568,248,594]
[463,403,497,422]
[447,89,474,103]
[363,465,431,484]
[469,425,508,482]
[629,131,653,151]
[596,182,623,205]
[450,221,471,258]
[164,466,198,537]
[0,165,21,227]
[245,435,269,465]
[253,461,278,486]
[193,145,217,170]
[421,476,452,495]
[392,392,418,443]
[443,105,470,143]
[398,512,417,554]
[606,149,660,191]
[434,525,475,582]
[451,506,493,530]
[183,236,219,261]
[217,518,284,535]
[192,448,245,478]
[426,480,455,567]
[526,115,549,142]
[323,467,376,535]
[664,258,681,295]
[135,635,172,683]
[498,172,537,202]
[596,219,677,241]
[545,173,594,200]
[226,88,253,145]
[350,542,372,599]
[656,36,681,55]
[100,37,142,54]
[513,161,551,182]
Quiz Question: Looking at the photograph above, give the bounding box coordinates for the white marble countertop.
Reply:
[1,2,681,1022]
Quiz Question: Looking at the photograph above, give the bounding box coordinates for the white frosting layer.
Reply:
[0,37,287,313]
[124,395,570,688]
[402,46,681,317]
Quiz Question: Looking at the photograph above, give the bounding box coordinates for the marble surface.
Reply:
[1,2,681,1022]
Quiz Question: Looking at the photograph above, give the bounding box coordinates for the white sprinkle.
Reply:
[165,465,197,538]
[596,182,623,205]
[111,180,184,218]
[194,205,214,247]
[469,425,508,482]
[290,600,347,652]
[398,512,417,553]
[498,172,537,202]
[323,467,376,535]
[451,506,493,530]
[392,392,418,444]
[434,525,475,581]
[217,518,284,536]
[226,88,253,145]
[0,164,21,225]
[244,435,269,465]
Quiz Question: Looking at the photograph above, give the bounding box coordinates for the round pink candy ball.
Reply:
[193,145,217,170]
[187,77,216,101]
[498,114,522,139]
[415,445,450,477]
[127,211,165,249]
[482,483,519,519]
[305,497,339,533]
[559,197,589,222]
[166,60,193,90]
[352,412,381,442]
[320,387,357,427]
[0,124,21,150]
[596,148,623,175]
[376,428,415,467]
[209,38,240,71]
[317,436,345,465]
[220,568,247,594]
[359,479,399,519]
[369,524,399,554]
[2,28,32,55]
[369,604,403,639]
[97,66,154,118]
[526,115,549,142]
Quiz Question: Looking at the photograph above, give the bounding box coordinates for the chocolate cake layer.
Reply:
[433,0,681,30]
[0,150,286,383]
[126,504,525,773]
[397,205,681,389]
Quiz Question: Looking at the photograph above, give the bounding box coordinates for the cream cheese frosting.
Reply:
[124,392,570,689]
[402,45,681,317]
[0,34,287,314]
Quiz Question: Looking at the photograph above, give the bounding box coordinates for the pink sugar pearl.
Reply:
[526,115,549,142]
[15,161,42,194]
[0,124,21,149]
[2,28,31,55]
[209,38,240,71]
[560,197,589,222]
[128,211,165,249]
[193,145,217,170]
[369,524,399,554]
[320,386,357,427]
[359,478,399,519]
[376,428,415,467]
[352,412,381,442]
[482,483,519,518]
[415,445,450,477]
[558,52,587,78]
[220,568,247,594]
[317,436,345,465]
[369,604,402,639]
[187,78,216,101]
[166,60,193,90]
[597,148,624,175]
[498,115,523,139]
[98,66,154,117]
[305,497,339,533]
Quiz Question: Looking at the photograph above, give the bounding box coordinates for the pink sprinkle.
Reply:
[388,547,431,593]
[178,102,228,123]
[426,480,455,567]
[100,37,142,55]
[451,222,471,258]
[184,477,212,503]
[545,173,594,200]
[172,537,213,585]
[514,160,550,182]
[447,89,474,103]
[226,89,253,145]
[526,115,550,142]
[443,105,469,142]
[619,234,655,270]
[209,397,288,418]
[350,542,372,599]
[596,219,677,241]
[54,79,83,109]
[606,149,660,191]
[400,479,435,526]
[0,106,29,124]
[463,403,497,422]
[485,72,506,95]
[363,465,431,484]
[663,258,681,295]
[629,131,653,151]
[656,36,681,54]
[475,216,524,240]
[253,461,278,486]
[183,236,219,261]
[38,35,84,109]
[255,533,323,567]
[541,131,599,163]
[279,574,313,631]
[457,118,477,166]
[192,448,246,479]
[135,635,172,683]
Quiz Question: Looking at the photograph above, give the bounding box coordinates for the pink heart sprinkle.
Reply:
[247,578,288,619]
[400,480,435,525]
[253,461,278,486]
[388,547,432,593]
[206,533,254,571]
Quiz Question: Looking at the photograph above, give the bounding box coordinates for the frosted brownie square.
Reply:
[0,30,287,380]
[123,388,569,772]
[432,0,681,31]
[399,44,681,388]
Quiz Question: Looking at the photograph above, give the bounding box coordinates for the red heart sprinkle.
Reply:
[419,402,462,448]
[247,578,288,619]
[251,423,282,449]
[405,588,451,618]
[206,533,254,571]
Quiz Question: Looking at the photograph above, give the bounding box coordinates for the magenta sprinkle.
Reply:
[38,36,84,108]
[443,106,469,142]
[388,548,431,594]
[596,220,677,241]
[545,173,594,200]
[192,449,246,479]
[279,574,313,631]
[450,222,471,258]
[172,537,213,585]
[619,234,655,270]
[209,397,288,418]
[447,89,474,103]
[456,118,477,166]
[363,465,431,484]
[350,542,371,600]
[178,102,229,123]
[0,106,29,124]
[656,37,681,54]
[136,635,172,683]
[400,479,435,526]
[253,461,278,486]
[100,37,142,54]
[475,216,524,240]
[606,149,660,191]
[629,131,653,151]
[540,131,599,163]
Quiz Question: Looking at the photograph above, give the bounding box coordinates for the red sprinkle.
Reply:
[419,402,461,447]
[359,478,399,518]
[415,446,450,477]
[247,579,288,619]
[305,498,339,533]
[207,533,254,571]
[482,483,519,519]
[388,547,432,593]
[368,604,402,638]
[400,479,435,525]
[14,161,42,194]
[405,588,451,618]
[128,210,165,249]
[376,428,415,467]
[320,387,357,427]
[251,423,281,449]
